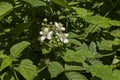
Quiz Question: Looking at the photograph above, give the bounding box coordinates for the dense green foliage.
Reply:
[0,0,120,80]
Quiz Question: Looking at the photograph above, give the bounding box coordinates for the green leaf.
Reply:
[85,15,120,28]
[97,39,113,50]
[15,59,37,80]
[68,2,80,5]
[65,64,84,71]
[89,42,97,55]
[0,57,12,71]
[10,41,30,58]
[0,2,13,20]
[12,23,30,38]
[108,20,120,26]
[0,50,8,59]
[85,15,111,28]
[63,49,94,63]
[68,32,80,38]
[85,24,100,33]
[42,48,51,54]
[97,38,120,50]
[52,0,71,9]
[85,64,113,80]
[72,7,93,19]
[111,29,120,38]
[69,39,82,46]
[112,70,120,80]
[48,61,64,78]
[23,0,46,7]
[66,72,88,80]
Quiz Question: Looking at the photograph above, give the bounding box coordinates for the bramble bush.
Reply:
[0,0,120,80]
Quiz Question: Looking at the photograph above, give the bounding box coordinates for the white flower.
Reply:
[39,28,53,42]
[55,22,65,31]
[57,33,69,43]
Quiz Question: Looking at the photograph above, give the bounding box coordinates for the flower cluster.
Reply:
[39,19,69,44]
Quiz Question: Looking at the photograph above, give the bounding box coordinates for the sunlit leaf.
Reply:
[52,0,71,9]
[48,61,64,78]
[97,38,120,50]
[65,64,84,71]
[72,7,93,18]
[15,59,37,80]
[111,29,120,38]
[69,39,82,46]
[10,41,30,58]
[66,72,88,80]
[85,15,120,28]
[68,32,80,38]
[89,42,97,55]
[63,49,94,63]
[0,57,12,71]
[112,70,120,80]
[23,0,46,7]
[84,64,113,80]
[0,2,13,20]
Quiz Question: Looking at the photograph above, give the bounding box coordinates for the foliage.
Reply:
[0,0,120,80]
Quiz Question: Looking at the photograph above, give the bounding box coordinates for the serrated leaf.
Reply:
[10,41,30,58]
[15,59,37,80]
[0,50,8,59]
[97,39,113,50]
[85,24,100,33]
[0,2,13,20]
[65,64,84,71]
[68,2,80,5]
[63,49,94,63]
[69,39,82,46]
[85,64,113,80]
[52,0,71,9]
[72,7,93,19]
[111,29,120,38]
[108,20,120,26]
[66,72,88,80]
[89,42,97,55]
[81,43,89,51]
[23,0,46,7]
[48,61,64,78]
[112,70,120,80]
[85,15,120,28]
[0,57,12,71]
[97,38,120,50]
[68,32,80,38]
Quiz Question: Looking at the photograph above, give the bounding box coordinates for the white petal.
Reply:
[39,31,43,35]
[48,31,53,35]
[55,22,59,27]
[47,35,52,39]
[60,38,63,42]
[41,36,46,41]
[63,39,69,43]
[61,27,65,31]
[65,33,69,37]
[44,28,49,32]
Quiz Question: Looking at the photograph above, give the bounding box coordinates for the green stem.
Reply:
[13,69,19,80]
